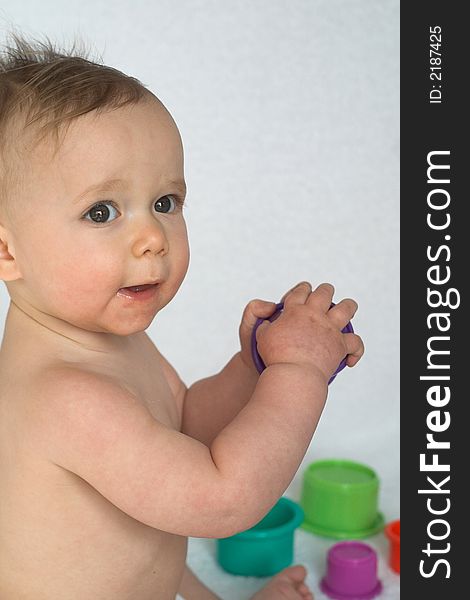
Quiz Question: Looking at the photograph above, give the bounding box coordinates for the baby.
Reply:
[0,33,364,600]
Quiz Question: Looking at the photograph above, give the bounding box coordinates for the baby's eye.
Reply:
[154,195,180,214]
[84,202,119,224]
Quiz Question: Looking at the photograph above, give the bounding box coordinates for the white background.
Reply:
[1,2,400,597]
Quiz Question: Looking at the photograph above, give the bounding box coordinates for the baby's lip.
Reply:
[120,279,161,289]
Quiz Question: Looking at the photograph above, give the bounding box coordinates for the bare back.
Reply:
[0,320,188,600]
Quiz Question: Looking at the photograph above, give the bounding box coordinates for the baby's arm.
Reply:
[183,283,363,514]
[181,350,259,447]
[32,283,362,540]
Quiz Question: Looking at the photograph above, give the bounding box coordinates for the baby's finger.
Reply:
[343,333,365,367]
[305,282,335,313]
[328,298,358,330]
[240,299,277,333]
[282,281,312,307]
[280,281,308,303]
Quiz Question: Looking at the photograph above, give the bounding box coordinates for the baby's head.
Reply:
[0,31,189,339]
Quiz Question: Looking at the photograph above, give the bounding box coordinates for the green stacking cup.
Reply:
[217,497,304,577]
[300,459,384,539]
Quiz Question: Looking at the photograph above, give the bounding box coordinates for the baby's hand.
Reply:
[254,282,364,384]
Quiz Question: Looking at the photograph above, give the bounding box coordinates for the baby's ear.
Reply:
[0,223,22,281]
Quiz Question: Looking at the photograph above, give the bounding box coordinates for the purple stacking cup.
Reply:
[320,541,382,600]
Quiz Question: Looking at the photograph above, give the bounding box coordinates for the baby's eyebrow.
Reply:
[73,178,126,203]
[73,177,187,203]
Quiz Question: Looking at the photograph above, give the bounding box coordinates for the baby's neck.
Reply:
[2,299,136,357]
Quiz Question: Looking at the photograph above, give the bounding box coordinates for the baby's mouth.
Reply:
[117,281,161,300]
[121,284,156,293]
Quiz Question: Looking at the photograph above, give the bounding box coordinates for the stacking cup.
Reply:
[216,497,304,577]
[320,541,382,600]
[300,459,384,539]
[385,519,400,573]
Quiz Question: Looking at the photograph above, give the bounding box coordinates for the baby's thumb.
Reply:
[241,299,277,331]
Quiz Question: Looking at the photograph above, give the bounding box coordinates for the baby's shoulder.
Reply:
[0,361,128,475]
[32,362,133,410]
[12,362,131,434]
[24,364,146,462]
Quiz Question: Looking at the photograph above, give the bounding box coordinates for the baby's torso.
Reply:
[0,329,187,600]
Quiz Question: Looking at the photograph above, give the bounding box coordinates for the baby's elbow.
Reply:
[202,485,273,539]
[213,506,273,540]
[198,510,257,540]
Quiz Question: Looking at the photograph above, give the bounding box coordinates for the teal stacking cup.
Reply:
[300,459,384,539]
[217,497,304,577]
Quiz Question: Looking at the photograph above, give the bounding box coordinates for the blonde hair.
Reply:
[0,28,152,222]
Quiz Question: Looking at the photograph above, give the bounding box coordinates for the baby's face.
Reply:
[7,97,190,336]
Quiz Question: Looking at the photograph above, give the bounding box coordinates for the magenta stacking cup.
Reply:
[320,541,382,600]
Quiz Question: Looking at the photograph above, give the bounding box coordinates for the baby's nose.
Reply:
[131,220,169,257]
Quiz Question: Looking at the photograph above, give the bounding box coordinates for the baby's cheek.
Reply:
[170,228,190,277]
[49,251,118,307]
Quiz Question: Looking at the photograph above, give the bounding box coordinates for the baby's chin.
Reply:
[98,312,160,337]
